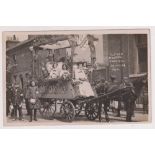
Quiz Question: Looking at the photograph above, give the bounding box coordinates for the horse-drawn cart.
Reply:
[30,35,99,122]
[29,35,146,122]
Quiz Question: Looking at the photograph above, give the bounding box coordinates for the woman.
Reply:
[83,62,89,76]
[60,64,70,80]
[74,63,94,97]
[49,63,59,79]
[46,58,53,74]
[60,64,70,91]
[26,81,40,122]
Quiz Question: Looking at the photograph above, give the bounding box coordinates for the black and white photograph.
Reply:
[3,30,150,126]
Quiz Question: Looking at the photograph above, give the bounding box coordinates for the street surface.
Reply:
[6,104,149,126]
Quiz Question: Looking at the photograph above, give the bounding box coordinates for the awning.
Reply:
[129,73,147,78]
[40,40,70,50]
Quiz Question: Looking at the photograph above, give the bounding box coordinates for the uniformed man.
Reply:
[25,73,30,115]
[12,84,24,120]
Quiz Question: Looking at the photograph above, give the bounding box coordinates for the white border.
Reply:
[0,27,154,128]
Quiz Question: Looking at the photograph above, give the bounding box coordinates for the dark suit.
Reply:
[24,80,30,115]
[12,87,24,120]
[26,86,40,121]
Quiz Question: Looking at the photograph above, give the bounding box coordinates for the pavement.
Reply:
[5,104,149,126]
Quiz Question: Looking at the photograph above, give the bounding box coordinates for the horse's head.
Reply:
[130,73,147,97]
[95,81,107,95]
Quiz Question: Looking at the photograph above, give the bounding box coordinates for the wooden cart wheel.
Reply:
[85,102,99,120]
[75,101,83,117]
[39,101,56,120]
[60,101,75,122]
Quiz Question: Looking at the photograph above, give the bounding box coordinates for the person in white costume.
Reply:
[57,57,66,75]
[49,63,59,79]
[46,61,53,74]
[74,63,94,97]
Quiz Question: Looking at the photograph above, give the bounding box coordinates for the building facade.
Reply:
[102,34,148,82]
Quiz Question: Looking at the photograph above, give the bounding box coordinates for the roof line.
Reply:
[6,37,35,52]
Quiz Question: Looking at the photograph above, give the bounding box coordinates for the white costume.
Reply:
[57,62,63,74]
[46,62,53,74]
[74,68,94,97]
[49,67,59,79]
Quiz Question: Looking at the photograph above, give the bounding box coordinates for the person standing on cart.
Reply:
[26,80,40,122]
[73,63,95,97]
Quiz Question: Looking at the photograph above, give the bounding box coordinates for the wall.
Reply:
[6,43,33,88]
[102,34,140,81]
[128,35,139,74]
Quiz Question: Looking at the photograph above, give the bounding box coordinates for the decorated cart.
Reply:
[29,35,100,122]
[28,35,145,122]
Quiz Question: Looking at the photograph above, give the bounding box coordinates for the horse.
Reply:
[95,73,147,122]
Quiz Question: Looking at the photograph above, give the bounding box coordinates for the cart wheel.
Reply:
[85,102,99,120]
[60,101,75,122]
[75,102,83,117]
[39,101,56,120]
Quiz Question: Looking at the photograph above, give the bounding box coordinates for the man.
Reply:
[122,77,135,117]
[6,84,14,116]
[12,84,24,120]
[109,75,120,116]
[95,79,110,122]
[25,73,30,115]
[26,80,40,122]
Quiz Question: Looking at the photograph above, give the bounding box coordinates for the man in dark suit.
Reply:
[24,73,30,115]
[12,84,24,120]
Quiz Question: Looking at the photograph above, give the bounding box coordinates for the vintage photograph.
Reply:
[3,30,150,126]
